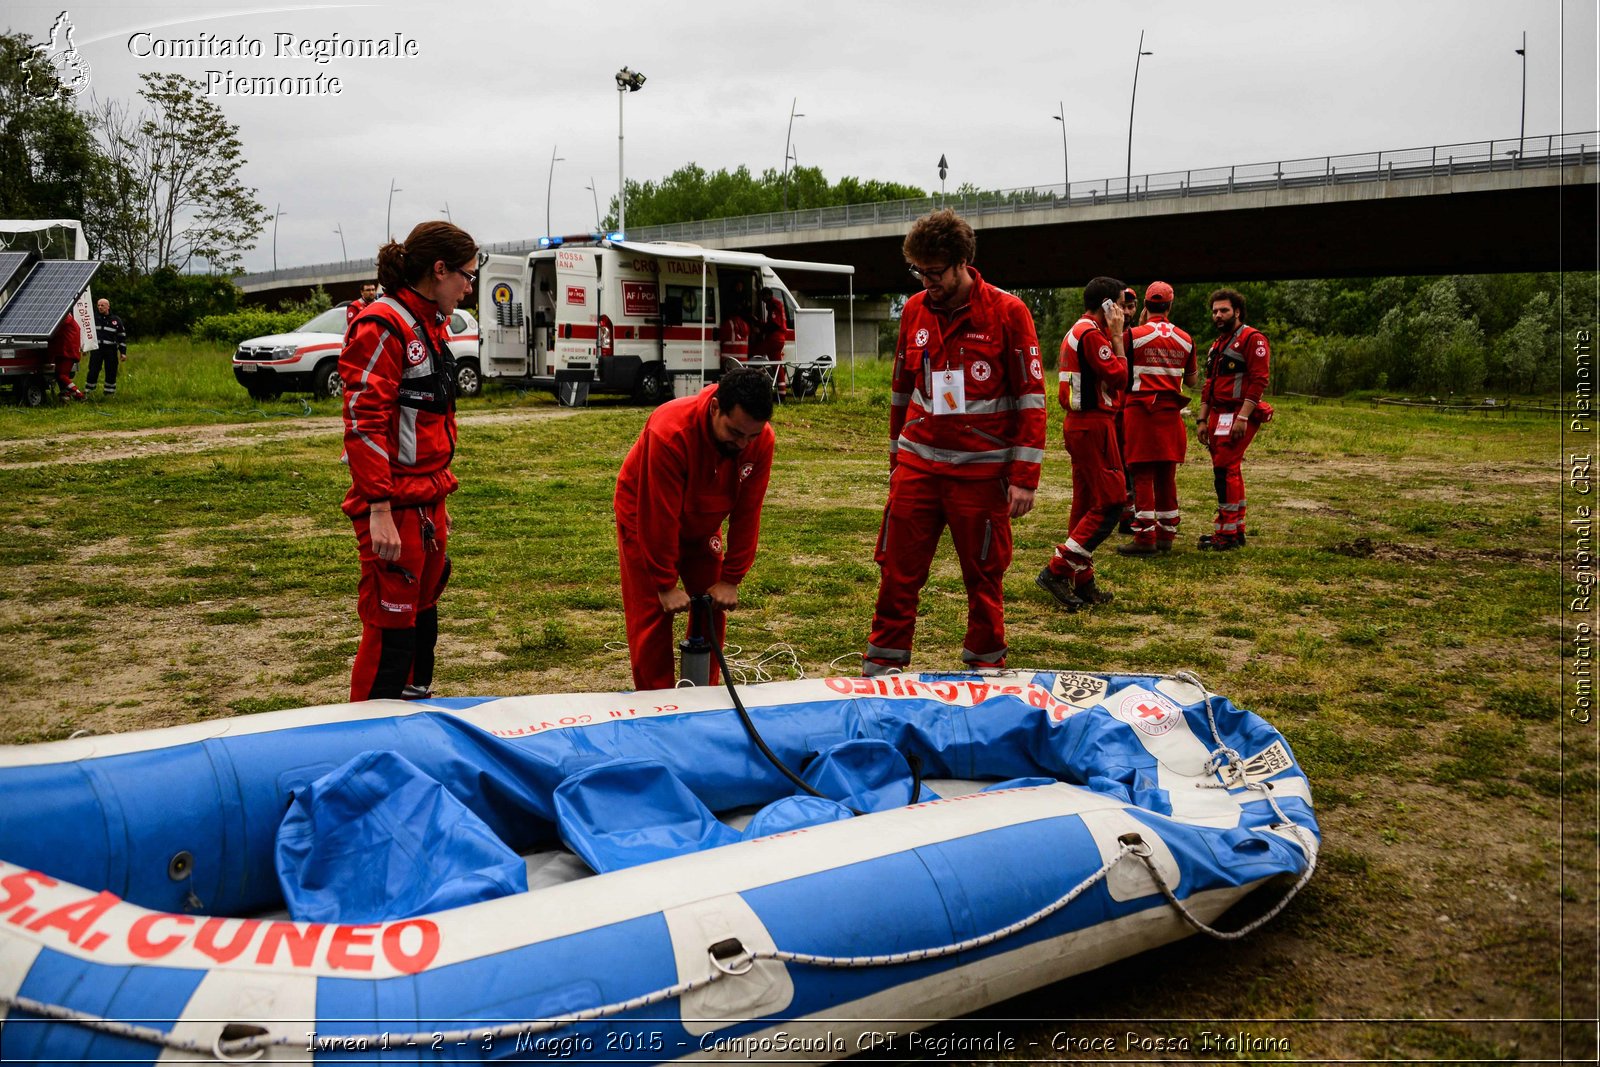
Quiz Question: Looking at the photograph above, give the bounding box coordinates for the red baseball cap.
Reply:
[1144,281,1174,303]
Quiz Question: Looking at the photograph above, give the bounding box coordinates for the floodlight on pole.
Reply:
[585,178,601,230]
[386,179,402,240]
[272,204,287,273]
[782,97,804,213]
[1052,100,1070,199]
[334,222,346,262]
[441,202,452,223]
[1125,30,1153,201]
[615,66,646,236]
[546,146,565,236]
[1515,31,1527,159]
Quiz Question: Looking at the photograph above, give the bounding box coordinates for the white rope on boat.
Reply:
[0,846,1138,1061]
[1151,669,1320,941]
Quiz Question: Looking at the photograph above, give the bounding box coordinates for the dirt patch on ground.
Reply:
[1326,535,1558,565]
[0,407,582,470]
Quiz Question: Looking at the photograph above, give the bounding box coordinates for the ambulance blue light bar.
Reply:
[537,236,563,249]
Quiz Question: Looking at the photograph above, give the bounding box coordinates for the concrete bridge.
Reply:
[239,131,1596,307]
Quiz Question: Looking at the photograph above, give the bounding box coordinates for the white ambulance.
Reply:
[476,237,853,405]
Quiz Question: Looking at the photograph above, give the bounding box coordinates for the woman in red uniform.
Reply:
[339,221,477,701]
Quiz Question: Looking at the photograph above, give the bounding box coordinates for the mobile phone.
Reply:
[1101,298,1116,315]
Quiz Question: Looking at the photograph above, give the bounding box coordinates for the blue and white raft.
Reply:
[0,670,1317,1063]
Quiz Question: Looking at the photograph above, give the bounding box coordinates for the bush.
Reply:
[190,309,309,346]
[92,266,241,339]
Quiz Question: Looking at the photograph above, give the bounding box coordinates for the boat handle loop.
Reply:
[708,936,755,976]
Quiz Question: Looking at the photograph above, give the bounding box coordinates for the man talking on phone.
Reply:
[1037,277,1129,610]
[1196,288,1272,550]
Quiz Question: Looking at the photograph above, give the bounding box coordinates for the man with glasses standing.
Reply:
[862,209,1046,676]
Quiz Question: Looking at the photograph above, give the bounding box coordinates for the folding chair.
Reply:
[792,354,835,401]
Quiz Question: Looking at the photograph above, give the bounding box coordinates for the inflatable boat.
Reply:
[0,670,1317,1063]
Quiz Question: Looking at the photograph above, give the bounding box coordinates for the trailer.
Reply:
[478,238,853,405]
[0,220,100,406]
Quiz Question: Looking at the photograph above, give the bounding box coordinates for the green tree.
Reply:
[0,31,107,233]
[92,73,268,273]
[1494,291,1555,393]
[607,162,926,229]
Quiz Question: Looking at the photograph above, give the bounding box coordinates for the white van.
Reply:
[477,238,852,404]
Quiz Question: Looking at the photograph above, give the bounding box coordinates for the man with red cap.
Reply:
[1197,288,1273,550]
[614,367,775,690]
[1036,276,1128,611]
[1117,281,1196,555]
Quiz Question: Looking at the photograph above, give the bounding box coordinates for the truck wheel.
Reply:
[633,363,666,405]
[21,378,46,408]
[313,360,344,399]
[455,358,482,398]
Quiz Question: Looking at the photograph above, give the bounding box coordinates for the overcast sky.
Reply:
[7,0,1595,273]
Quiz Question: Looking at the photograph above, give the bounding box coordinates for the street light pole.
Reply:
[585,178,601,230]
[546,146,565,236]
[386,179,402,240]
[272,204,286,273]
[334,223,346,261]
[615,67,646,236]
[1125,30,1153,201]
[441,202,452,223]
[1052,100,1070,199]
[782,97,804,213]
[1515,31,1527,159]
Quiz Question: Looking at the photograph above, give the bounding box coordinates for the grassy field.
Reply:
[0,338,1592,1061]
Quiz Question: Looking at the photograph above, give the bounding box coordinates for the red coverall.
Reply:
[340,289,460,701]
[1123,315,1196,549]
[1202,324,1272,546]
[614,385,775,691]
[344,297,370,324]
[1048,315,1127,587]
[718,314,750,360]
[752,295,787,361]
[47,314,84,400]
[865,269,1046,675]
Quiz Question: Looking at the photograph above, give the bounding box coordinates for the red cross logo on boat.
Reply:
[1115,688,1182,736]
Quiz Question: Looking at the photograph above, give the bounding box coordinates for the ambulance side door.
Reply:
[554,248,600,377]
[477,254,527,380]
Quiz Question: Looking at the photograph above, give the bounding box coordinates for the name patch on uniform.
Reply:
[932,368,966,415]
[962,332,992,343]
[405,340,427,366]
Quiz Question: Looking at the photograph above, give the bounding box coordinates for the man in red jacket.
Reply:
[1197,288,1273,550]
[47,312,86,401]
[345,282,378,324]
[614,367,775,690]
[864,210,1046,675]
[1037,277,1129,610]
[1118,280,1196,555]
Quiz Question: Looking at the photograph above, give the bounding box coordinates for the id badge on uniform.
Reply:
[1214,412,1236,438]
[932,368,967,415]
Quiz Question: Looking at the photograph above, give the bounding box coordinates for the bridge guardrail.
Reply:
[241,132,1596,286]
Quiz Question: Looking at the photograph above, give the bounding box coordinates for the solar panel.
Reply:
[0,252,31,294]
[0,260,100,343]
